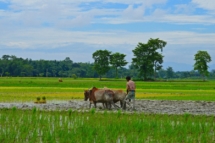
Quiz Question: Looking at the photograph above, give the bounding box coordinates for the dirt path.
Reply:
[0,100,215,115]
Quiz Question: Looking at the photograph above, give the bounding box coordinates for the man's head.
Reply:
[126,76,131,81]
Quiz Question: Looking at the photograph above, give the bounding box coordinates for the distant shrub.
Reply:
[72,74,77,79]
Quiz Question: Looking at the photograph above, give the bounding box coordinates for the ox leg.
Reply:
[104,102,110,110]
[94,101,97,108]
[107,103,111,109]
[122,100,126,110]
[108,103,111,109]
[120,101,123,108]
[106,102,109,109]
[121,100,126,108]
[122,99,129,110]
[111,101,119,109]
[103,103,107,109]
[105,102,111,110]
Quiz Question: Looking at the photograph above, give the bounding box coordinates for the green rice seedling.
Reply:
[41,96,46,103]
[103,109,107,116]
[184,112,191,121]
[1,109,215,142]
[90,108,96,114]
[117,109,122,118]
[36,96,40,101]
[12,106,17,112]
[32,107,37,114]
[68,109,72,116]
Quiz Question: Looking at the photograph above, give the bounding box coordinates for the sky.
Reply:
[0,0,215,71]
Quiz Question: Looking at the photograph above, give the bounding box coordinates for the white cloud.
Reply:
[1,27,215,49]
[106,0,167,6]
[5,42,29,48]
[122,4,145,19]
[151,8,167,17]
[153,14,215,25]
[1,0,214,27]
[142,0,167,7]
[98,12,215,25]
[3,0,168,23]
[120,0,168,20]
[174,4,195,14]
[192,0,215,11]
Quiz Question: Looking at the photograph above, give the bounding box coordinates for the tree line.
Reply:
[0,55,132,78]
[0,38,213,80]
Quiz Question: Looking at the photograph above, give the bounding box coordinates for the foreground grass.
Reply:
[0,108,214,143]
[0,77,215,102]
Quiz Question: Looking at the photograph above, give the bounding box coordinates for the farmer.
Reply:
[123,76,136,110]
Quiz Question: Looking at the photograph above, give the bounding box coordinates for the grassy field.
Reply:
[0,108,214,143]
[0,77,215,102]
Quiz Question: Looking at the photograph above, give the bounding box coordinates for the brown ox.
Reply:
[84,87,119,109]
[112,89,126,108]
[103,87,127,108]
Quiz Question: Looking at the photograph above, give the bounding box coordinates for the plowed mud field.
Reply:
[1,100,215,115]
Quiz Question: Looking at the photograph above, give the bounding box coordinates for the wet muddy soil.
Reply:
[1,100,215,115]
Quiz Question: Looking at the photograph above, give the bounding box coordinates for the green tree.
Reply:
[92,50,111,80]
[128,64,139,78]
[132,43,150,80]
[21,64,33,76]
[132,38,167,80]
[194,51,212,81]
[166,66,174,79]
[0,59,6,77]
[157,68,166,79]
[62,57,73,71]
[182,71,190,78]
[153,53,164,79]
[2,55,10,60]
[110,52,128,78]
[148,39,166,80]
[0,55,10,77]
